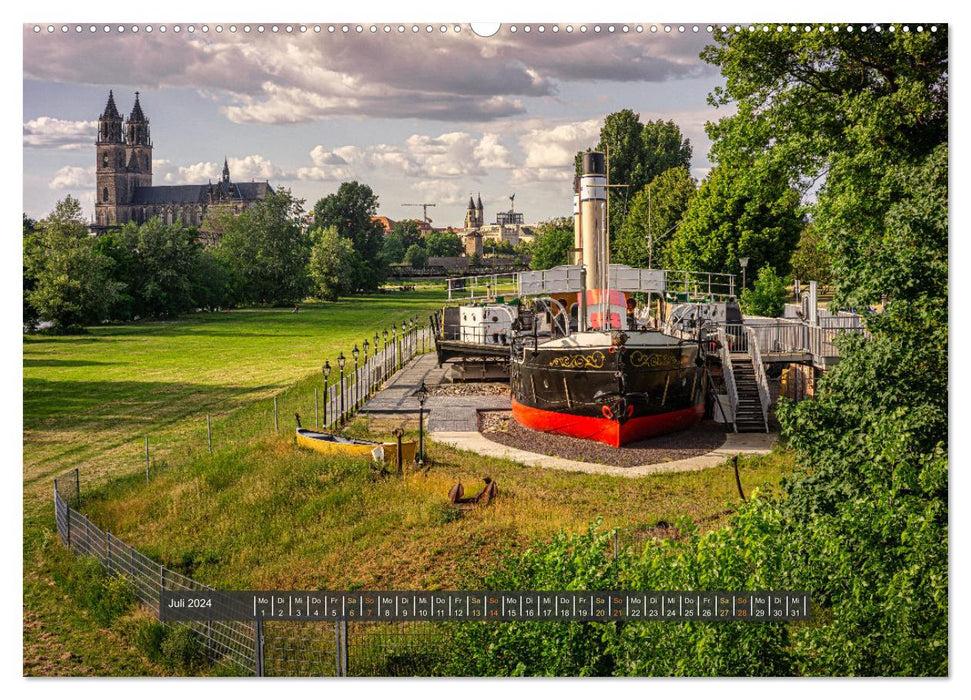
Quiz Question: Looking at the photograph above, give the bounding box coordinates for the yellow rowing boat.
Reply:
[295,428,416,465]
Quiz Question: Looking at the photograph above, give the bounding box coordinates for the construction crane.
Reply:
[402,203,436,224]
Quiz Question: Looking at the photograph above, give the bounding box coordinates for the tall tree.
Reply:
[705,26,948,674]
[25,196,121,329]
[313,182,387,290]
[381,219,423,264]
[23,213,40,330]
[309,226,359,301]
[662,162,803,281]
[612,166,696,268]
[217,189,311,306]
[578,111,692,233]
[789,223,833,286]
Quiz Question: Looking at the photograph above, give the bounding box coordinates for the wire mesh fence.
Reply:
[54,466,452,676]
[48,319,467,676]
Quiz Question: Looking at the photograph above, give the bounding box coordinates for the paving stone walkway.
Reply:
[360,353,509,431]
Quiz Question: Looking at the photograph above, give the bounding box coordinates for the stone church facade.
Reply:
[93,91,272,233]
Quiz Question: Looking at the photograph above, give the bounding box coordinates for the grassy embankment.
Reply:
[23,290,445,675]
[24,288,794,675]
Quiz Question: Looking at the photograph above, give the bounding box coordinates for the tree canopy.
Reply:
[313,182,387,290]
[24,196,121,330]
[612,166,696,268]
[424,229,464,257]
[662,162,803,281]
[577,110,692,233]
[215,188,311,306]
[529,217,574,270]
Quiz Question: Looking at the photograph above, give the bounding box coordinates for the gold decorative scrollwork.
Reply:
[628,350,680,369]
[548,350,606,369]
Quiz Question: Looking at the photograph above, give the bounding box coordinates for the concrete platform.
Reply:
[429,430,778,478]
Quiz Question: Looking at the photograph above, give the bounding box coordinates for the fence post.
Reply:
[339,620,348,677]
[255,617,265,677]
[207,414,213,454]
[159,564,165,618]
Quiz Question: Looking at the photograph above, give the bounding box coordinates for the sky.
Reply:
[22,23,728,227]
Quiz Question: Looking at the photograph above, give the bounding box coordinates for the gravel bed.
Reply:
[429,383,510,397]
[479,411,726,468]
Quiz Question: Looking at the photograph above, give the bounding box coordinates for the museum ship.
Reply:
[508,152,707,447]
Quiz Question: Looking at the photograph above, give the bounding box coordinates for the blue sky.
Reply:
[23,24,727,227]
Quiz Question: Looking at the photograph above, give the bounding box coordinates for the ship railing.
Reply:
[447,273,520,302]
[715,325,739,433]
[660,269,738,302]
[745,327,772,433]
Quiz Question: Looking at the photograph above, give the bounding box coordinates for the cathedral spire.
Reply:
[129,91,146,122]
[222,157,231,183]
[101,90,121,120]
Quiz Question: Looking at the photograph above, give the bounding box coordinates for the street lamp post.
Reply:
[322,361,331,429]
[352,344,360,411]
[362,338,370,400]
[739,257,750,294]
[392,323,398,372]
[337,352,346,425]
[416,381,429,466]
[382,328,389,380]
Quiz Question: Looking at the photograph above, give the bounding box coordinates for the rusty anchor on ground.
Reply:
[447,477,498,509]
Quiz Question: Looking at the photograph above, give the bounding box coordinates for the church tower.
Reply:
[476,193,484,227]
[95,90,129,227]
[125,92,152,194]
[465,195,478,229]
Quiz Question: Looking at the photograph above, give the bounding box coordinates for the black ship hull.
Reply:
[509,333,706,447]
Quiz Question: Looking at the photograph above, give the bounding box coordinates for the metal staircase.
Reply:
[730,354,769,432]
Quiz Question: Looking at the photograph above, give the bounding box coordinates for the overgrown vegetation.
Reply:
[447,23,949,677]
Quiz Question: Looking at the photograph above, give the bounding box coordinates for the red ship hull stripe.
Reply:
[510,398,705,448]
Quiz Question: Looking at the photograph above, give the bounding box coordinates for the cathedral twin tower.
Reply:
[93,90,270,233]
[95,90,152,228]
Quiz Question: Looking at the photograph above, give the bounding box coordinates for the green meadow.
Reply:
[23,289,792,675]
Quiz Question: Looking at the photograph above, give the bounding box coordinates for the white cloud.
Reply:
[49,166,94,190]
[24,117,97,150]
[24,29,712,124]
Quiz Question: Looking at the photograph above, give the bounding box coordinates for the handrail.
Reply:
[745,327,771,433]
[716,325,739,433]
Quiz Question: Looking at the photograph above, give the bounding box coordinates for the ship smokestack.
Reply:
[572,177,581,265]
[580,152,607,300]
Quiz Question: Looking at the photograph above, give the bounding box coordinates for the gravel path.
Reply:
[428,383,510,397]
[479,411,726,468]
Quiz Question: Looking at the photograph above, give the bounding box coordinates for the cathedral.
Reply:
[93,91,272,233]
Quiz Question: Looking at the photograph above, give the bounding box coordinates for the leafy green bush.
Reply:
[740,265,788,317]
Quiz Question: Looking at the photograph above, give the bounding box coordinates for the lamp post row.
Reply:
[321,317,422,428]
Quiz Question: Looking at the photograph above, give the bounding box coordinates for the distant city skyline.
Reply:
[23,23,729,227]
